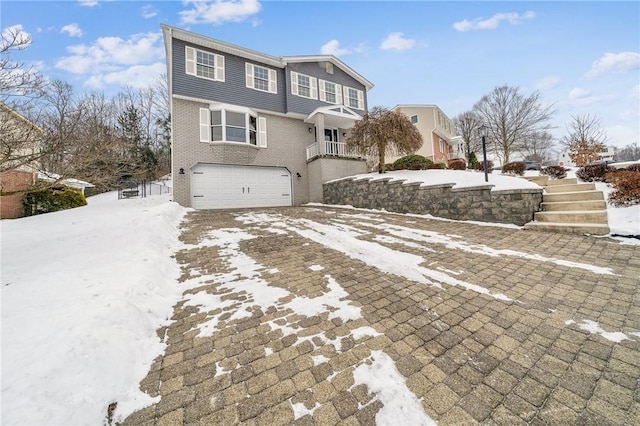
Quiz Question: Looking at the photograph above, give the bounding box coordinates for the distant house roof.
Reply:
[160,24,374,91]
[38,172,95,189]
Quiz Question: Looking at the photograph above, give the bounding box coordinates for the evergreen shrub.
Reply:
[392,155,433,170]
[24,184,87,216]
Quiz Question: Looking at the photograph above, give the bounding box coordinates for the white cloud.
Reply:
[1,24,31,50]
[141,5,158,19]
[320,39,351,56]
[568,87,590,100]
[380,32,416,51]
[584,51,640,79]
[453,11,536,32]
[55,32,164,75]
[535,75,561,91]
[78,0,99,7]
[179,0,261,25]
[84,62,166,89]
[61,23,83,38]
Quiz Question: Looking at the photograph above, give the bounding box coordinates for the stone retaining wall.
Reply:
[323,176,543,226]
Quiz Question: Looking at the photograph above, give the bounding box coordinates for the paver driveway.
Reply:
[123,206,640,425]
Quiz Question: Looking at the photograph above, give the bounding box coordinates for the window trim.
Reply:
[410,115,418,124]
[199,106,266,148]
[246,63,278,94]
[290,71,318,100]
[342,86,364,110]
[185,46,225,82]
[319,79,342,104]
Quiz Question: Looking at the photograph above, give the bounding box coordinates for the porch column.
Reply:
[315,113,326,156]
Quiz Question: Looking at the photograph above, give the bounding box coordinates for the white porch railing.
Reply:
[306,141,358,160]
[448,151,465,160]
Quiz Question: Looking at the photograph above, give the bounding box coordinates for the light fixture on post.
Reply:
[479,125,489,183]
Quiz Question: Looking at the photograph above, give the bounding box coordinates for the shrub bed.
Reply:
[448,159,466,170]
[392,155,433,170]
[606,171,640,206]
[626,163,640,172]
[541,165,567,179]
[474,160,494,174]
[576,163,616,182]
[23,184,87,216]
[502,162,526,176]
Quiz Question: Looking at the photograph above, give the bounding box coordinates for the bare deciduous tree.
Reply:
[520,130,557,165]
[1,25,46,103]
[346,106,423,173]
[453,110,483,163]
[473,85,555,164]
[560,114,608,166]
[615,142,640,162]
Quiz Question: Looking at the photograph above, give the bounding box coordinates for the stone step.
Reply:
[545,177,578,186]
[534,210,608,224]
[524,221,610,235]
[541,200,607,212]
[545,183,596,193]
[543,191,605,203]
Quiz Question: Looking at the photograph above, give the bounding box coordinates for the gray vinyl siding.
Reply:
[285,62,368,115]
[172,39,286,113]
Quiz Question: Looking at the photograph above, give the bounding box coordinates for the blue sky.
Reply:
[3,0,639,148]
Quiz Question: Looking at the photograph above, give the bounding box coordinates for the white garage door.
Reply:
[191,164,292,209]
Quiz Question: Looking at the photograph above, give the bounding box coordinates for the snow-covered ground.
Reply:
[1,170,637,424]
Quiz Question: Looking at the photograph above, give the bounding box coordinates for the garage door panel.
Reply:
[191,164,292,210]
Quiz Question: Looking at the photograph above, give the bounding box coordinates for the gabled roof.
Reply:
[160,24,373,91]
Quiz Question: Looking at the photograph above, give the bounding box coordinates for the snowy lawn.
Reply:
[1,192,188,425]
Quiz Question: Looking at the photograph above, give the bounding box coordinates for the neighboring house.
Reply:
[387,105,463,165]
[0,103,42,219]
[161,25,373,209]
[38,172,95,195]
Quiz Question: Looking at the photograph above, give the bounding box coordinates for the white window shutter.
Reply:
[199,108,210,142]
[268,69,277,93]
[319,80,326,102]
[185,46,196,76]
[343,86,349,106]
[245,63,254,88]
[215,54,225,81]
[290,71,298,95]
[335,84,342,105]
[310,77,318,99]
[357,90,365,110]
[258,117,267,148]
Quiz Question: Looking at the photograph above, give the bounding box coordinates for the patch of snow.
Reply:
[577,320,629,343]
[311,354,330,366]
[0,192,188,425]
[352,351,436,426]
[290,401,320,420]
[350,326,382,341]
[309,264,325,271]
[283,275,361,322]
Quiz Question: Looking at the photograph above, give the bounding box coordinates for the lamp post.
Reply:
[479,124,489,183]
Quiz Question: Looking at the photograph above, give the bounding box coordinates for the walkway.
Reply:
[122,206,640,425]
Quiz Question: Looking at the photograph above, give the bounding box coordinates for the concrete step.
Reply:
[534,210,608,224]
[543,191,605,203]
[545,177,577,186]
[545,183,596,193]
[524,221,610,236]
[541,200,607,212]
[524,176,549,186]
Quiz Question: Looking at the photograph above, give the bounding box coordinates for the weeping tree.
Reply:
[346,106,422,173]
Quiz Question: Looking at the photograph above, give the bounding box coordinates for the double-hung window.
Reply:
[290,72,317,99]
[245,63,277,94]
[343,86,364,110]
[185,46,224,81]
[319,80,342,104]
[200,107,266,147]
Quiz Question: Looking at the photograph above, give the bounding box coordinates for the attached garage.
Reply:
[191,164,292,209]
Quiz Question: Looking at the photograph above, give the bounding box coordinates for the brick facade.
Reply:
[0,170,35,219]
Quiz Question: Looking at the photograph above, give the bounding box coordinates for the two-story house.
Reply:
[387,105,464,165]
[161,25,373,209]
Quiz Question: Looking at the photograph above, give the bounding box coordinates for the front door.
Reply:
[324,128,339,155]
